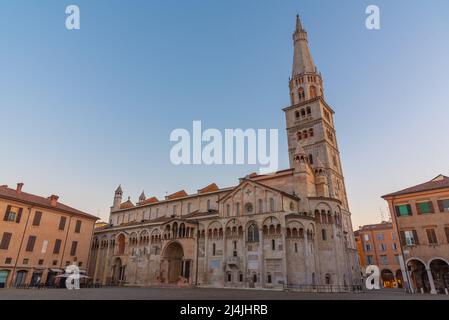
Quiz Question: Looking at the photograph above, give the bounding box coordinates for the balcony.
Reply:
[226,256,240,266]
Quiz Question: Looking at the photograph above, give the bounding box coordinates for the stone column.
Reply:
[426,267,437,294]
[258,226,264,288]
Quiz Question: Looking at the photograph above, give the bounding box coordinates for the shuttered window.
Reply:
[26,236,36,252]
[75,220,82,233]
[395,204,412,217]
[3,205,23,223]
[53,239,62,254]
[0,233,12,250]
[70,241,78,256]
[58,217,67,230]
[416,202,434,214]
[32,211,42,226]
[426,229,438,245]
[437,199,449,212]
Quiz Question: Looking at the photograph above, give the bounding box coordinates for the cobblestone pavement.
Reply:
[0,287,448,300]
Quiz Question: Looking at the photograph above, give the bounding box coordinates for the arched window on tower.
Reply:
[298,87,305,102]
[306,106,311,115]
[309,128,314,137]
[295,111,300,118]
[309,86,317,98]
[303,130,308,139]
[309,154,314,165]
[297,131,302,141]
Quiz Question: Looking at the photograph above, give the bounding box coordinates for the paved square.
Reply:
[0,287,449,300]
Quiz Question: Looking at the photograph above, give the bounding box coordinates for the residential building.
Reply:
[382,174,449,294]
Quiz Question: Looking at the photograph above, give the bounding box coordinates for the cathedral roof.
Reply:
[120,197,135,209]
[382,175,449,198]
[166,190,188,200]
[140,196,159,205]
[198,183,219,194]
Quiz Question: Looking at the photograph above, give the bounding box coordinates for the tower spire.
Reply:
[292,14,315,76]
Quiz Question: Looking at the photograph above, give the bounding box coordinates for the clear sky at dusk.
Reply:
[1,0,449,229]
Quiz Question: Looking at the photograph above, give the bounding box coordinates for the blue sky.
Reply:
[1,0,449,228]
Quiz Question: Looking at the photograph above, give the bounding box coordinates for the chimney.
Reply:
[49,195,59,207]
[16,183,24,193]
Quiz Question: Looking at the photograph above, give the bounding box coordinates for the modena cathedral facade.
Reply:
[89,16,361,290]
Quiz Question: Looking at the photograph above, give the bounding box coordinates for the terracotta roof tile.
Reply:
[198,183,219,194]
[0,185,97,220]
[166,190,188,200]
[382,175,449,198]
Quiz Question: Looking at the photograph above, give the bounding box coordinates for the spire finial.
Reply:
[296,14,303,32]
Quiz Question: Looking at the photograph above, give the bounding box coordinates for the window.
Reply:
[306,107,311,115]
[271,239,275,251]
[392,243,398,250]
[187,203,192,214]
[236,203,240,216]
[295,243,298,253]
[0,232,12,250]
[417,202,434,214]
[269,198,275,212]
[38,259,44,265]
[309,86,317,98]
[376,233,384,241]
[380,243,387,251]
[5,257,12,264]
[226,204,230,216]
[267,274,272,284]
[258,199,263,213]
[366,255,374,265]
[325,273,331,285]
[70,241,78,256]
[207,200,211,211]
[52,260,58,266]
[437,199,449,212]
[59,217,67,230]
[245,203,253,214]
[26,236,36,252]
[75,220,82,233]
[297,131,302,141]
[321,229,327,241]
[364,234,370,241]
[227,273,232,282]
[298,88,305,101]
[426,229,438,245]
[401,230,419,246]
[239,273,243,282]
[380,255,388,265]
[53,239,62,254]
[212,243,216,255]
[308,128,314,137]
[32,211,42,226]
[394,255,400,264]
[23,258,29,265]
[395,204,412,217]
[295,111,300,118]
[365,243,372,251]
[247,224,259,243]
[3,205,22,223]
[308,154,313,164]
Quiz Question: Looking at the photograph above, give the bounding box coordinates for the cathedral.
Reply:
[88,15,361,291]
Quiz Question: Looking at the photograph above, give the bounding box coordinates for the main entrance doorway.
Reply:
[162,242,185,284]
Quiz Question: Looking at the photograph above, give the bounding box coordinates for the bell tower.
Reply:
[283,15,349,210]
